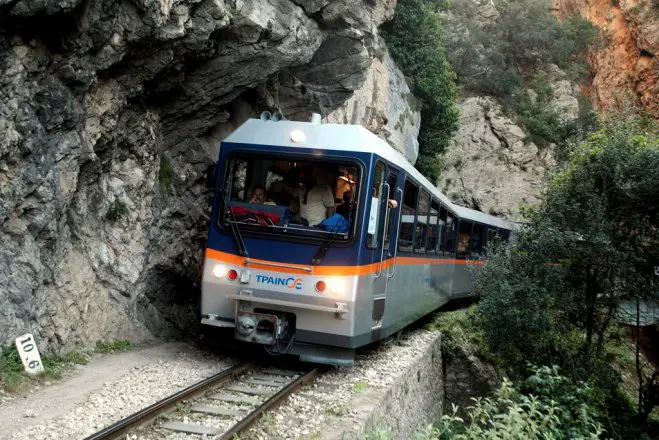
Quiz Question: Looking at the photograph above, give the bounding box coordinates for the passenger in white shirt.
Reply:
[294,168,335,226]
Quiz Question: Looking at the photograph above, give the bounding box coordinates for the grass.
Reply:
[94,339,132,353]
[0,345,89,393]
[425,306,498,365]
[325,403,348,417]
[353,380,368,393]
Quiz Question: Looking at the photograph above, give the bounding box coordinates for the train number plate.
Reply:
[15,333,45,375]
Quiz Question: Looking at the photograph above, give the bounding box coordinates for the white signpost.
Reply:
[15,333,45,375]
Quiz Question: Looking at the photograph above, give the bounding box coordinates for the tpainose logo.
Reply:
[255,275,303,290]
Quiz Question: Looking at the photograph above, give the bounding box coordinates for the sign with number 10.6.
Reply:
[15,333,45,375]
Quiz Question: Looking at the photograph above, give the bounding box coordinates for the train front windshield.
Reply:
[220,154,360,240]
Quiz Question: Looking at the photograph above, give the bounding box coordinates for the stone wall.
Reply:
[442,341,500,415]
[0,0,420,351]
[320,332,443,439]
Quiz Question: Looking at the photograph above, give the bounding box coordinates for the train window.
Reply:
[426,199,440,254]
[383,172,397,246]
[222,153,360,240]
[457,220,473,258]
[438,205,448,255]
[367,162,386,248]
[471,224,484,257]
[398,178,418,252]
[486,227,500,254]
[415,190,430,253]
[444,212,457,256]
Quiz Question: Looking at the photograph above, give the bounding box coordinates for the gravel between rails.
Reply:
[242,328,441,440]
[2,345,236,440]
[127,327,440,440]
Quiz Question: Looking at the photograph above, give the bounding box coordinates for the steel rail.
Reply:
[83,361,255,440]
[219,367,321,439]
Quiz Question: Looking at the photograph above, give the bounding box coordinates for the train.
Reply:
[200,113,516,366]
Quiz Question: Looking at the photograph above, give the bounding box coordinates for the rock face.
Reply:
[554,0,658,117]
[439,64,581,220]
[0,0,419,351]
[437,65,583,222]
[438,97,557,221]
[325,45,420,162]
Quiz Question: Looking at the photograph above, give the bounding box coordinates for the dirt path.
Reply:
[0,342,197,439]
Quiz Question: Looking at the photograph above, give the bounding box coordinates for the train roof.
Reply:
[224,118,516,231]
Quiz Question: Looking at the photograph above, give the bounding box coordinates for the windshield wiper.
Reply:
[312,231,347,265]
[311,207,351,265]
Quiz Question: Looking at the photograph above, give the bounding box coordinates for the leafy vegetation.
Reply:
[471,109,659,437]
[0,345,88,392]
[428,366,604,439]
[159,154,175,195]
[439,0,599,147]
[353,380,368,393]
[381,0,459,182]
[441,0,598,97]
[425,306,494,364]
[94,339,133,353]
[106,199,128,222]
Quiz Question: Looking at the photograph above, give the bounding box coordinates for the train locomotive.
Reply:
[200,113,515,366]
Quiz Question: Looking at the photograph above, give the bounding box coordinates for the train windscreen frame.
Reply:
[218,152,362,242]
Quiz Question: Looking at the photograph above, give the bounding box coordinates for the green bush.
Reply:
[95,340,132,353]
[440,0,600,146]
[426,366,604,439]
[106,199,128,222]
[442,0,599,95]
[382,0,459,182]
[426,307,496,364]
[471,110,658,435]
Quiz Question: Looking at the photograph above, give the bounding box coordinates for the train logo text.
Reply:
[255,275,303,290]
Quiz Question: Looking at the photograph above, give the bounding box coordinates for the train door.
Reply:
[369,162,400,331]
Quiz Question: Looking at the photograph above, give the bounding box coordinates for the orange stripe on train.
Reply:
[205,248,483,277]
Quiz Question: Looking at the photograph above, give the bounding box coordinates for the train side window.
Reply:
[471,223,484,257]
[444,212,457,256]
[438,205,448,255]
[398,178,418,252]
[383,172,397,246]
[487,227,499,244]
[414,190,430,253]
[367,161,386,248]
[485,227,499,254]
[426,199,440,254]
[457,220,473,258]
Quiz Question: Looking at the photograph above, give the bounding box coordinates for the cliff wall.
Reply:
[554,0,658,117]
[0,0,420,350]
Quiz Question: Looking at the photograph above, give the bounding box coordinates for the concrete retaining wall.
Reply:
[320,333,443,439]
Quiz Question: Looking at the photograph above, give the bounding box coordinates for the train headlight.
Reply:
[328,279,346,295]
[290,130,306,143]
[212,264,227,278]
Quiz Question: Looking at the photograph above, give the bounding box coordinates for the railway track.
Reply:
[84,361,320,440]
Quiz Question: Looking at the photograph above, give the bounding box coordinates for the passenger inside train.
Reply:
[223,155,359,237]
